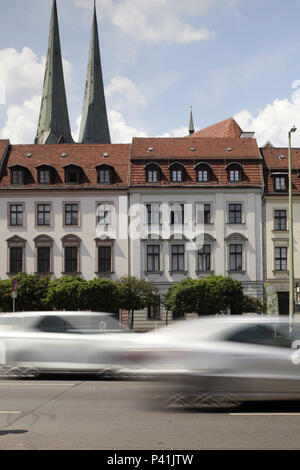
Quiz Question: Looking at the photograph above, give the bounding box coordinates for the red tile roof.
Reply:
[189,117,243,139]
[262,147,300,195]
[130,137,263,188]
[131,137,262,160]
[0,143,131,190]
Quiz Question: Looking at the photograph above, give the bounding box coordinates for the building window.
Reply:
[38,168,51,184]
[197,169,208,182]
[9,204,24,227]
[147,169,158,183]
[147,296,161,320]
[64,203,79,226]
[198,244,211,271]
[170,203,184,225]
[64,247,78,274]
[97,167,112,184]
[274,210,287,231]
[37,247,51,274]
[11,167,24,185]
[147,245,160,272]
[171,244,185,271]
[275,247,287,271]
[97,203,112,225]
[229,244,243,271]
[10,247,23,274]
[228,203,242,224]
[274,176,287,191]
[37,204,51,226]
[98,246,112,273]
[171,170,183,182]
[65,166,81,184]
[227,164,242,183]
[146,204,160,225]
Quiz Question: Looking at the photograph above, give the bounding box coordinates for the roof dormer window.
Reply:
[195,162,212,183]
[96,164,113,184]
[10,165,25,185]
[63,164,82,185]
[144,162,162,183]
[169,162,185,183]
[226,163,243,183]
[35,165,53,185]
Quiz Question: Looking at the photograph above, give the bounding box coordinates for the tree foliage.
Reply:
[77,278,119,314]
[165,275,245,317]
[0,274,49,312]
[118,276,158,329]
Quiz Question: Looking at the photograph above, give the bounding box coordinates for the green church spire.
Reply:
[79,1,111,144]
[35,0,73,144]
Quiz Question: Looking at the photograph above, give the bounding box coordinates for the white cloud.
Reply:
[234,85,300,147]
[0,95,40,143]
[160,125,188,138]
[0,47,72,144]
[108,110,148,143]
[74,0,220,43]
[73,110,148,144]
[105,76,146,109]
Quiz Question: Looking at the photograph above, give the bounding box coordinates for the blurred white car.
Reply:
[0,311,135,376]
[120,316,300,408]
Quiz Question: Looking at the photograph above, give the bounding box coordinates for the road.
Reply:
[0,377,300,450]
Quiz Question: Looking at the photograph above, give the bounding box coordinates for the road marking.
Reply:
[0,411,21,414]
[0,382,75,386]
[230,412,300,416]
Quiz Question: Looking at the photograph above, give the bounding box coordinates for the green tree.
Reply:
[0,279,13,312]
[78,278,120,314]
[43,276,85,311]
[0,274,50,312]
[242,294,266,314]
[165,275,245,317]
[118,276,158,329]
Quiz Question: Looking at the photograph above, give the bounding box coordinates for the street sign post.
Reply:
[11,278,18,312]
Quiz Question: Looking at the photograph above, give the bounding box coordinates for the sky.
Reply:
[1,0,300,146]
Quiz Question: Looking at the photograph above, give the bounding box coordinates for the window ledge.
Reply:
[34,272,54,276]
[61,272,82,276]
[273,270,289,275]
[95,272,114,276]
[144,271,163,276]
[169,270,188,275]
[272,230,288,233]
[227,270,246,275]
[196,270,214,275]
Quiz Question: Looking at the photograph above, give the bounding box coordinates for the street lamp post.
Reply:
[289,126,297,322]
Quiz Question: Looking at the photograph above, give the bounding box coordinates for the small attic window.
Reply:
[147,147,154,152]
[226,147,232,152]
[189,147,196,152]
[61,153,67,158]
[103,152,109,158]
[26,153,32,158]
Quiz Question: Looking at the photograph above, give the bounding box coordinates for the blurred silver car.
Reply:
[0,311,135,376]
[120,316,300,408]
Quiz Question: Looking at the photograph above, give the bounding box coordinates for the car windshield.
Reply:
[29,314,127,334]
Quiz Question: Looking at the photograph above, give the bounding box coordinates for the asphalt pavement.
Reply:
[0,377,300,450]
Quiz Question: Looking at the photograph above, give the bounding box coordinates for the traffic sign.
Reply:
[12,278,18,292]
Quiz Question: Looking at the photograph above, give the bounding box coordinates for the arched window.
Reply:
[95,164,114,184]
[168,162,185,183]
[194,162,212,183]
[226,163,243,183]
[63,164,82,184]
[9,165,26,185]
[35,165,53,185]
[144,162,162,183]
